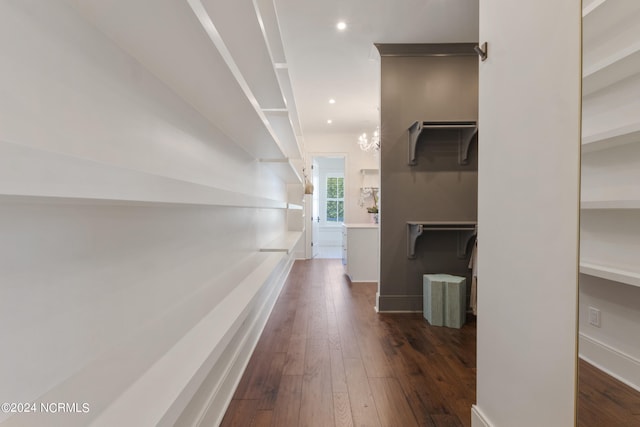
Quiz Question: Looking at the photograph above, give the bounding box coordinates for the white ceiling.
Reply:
[274,0,479,137]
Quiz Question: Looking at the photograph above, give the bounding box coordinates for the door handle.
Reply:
[317,216,320,223]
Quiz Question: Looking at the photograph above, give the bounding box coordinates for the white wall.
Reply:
[474,1,581,426]
[579,0,640,392]
[0,1,290,425]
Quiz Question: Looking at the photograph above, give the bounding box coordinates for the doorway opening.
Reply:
[308,155,345,259]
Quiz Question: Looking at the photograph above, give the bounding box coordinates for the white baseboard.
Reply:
[471,405,493,427]
[579,333,640,392]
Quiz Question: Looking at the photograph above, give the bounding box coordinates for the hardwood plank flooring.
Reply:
[577,359,640,426]
[222,259,476,426]
[221,259,640,426]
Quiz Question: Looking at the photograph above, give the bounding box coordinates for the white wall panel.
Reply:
[475,1,581,426]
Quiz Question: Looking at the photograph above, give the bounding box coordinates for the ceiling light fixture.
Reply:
[327,119,333,124]
[358,127,380,152]
[329,98,336,104]
[336,21,347,31]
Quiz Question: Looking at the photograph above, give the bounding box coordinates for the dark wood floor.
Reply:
[578,359,640,426]
[222,259,640,426]
[222,259,476,427]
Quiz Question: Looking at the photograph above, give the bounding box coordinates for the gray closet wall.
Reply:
[377,44,478,312]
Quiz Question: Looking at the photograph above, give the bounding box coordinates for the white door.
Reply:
[473,2,581,426]
[311,158,320,258]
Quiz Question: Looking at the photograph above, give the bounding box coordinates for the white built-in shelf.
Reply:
[360,169,379,175]
[259,158,302,184]
[287,203,303,210]
[580,262,640,288]
[262,110,303,160]
[582,122,640,153]
[260,231,303,254]
[583,42,640,95]
[407,121,478,166]
[582,0,607,17]
[583,0,640,32]
[406,221,477,259]
[581,200,640,210]
[91,251,285,426]
[188,0,304,159]
[274,68,304,157]
[0,141,287,209]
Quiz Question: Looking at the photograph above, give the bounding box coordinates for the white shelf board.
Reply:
[287,203,303,210]
[254,0,287,66]
[0,140,286,209]
[583,0,640,37]
[264,110,302,160]
[260,231,303,254]
[582,122,640,153]
[275,67,304,156]
[580,262,640,288]
[581,200,640,210]
[195,0,285,111]
[91,251,285,426]
[583,42,640,95]
[70,0,287,160]
[259,158,302,184]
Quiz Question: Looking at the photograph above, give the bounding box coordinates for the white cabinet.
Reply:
[342,224,379,282]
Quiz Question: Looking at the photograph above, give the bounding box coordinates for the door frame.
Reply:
[305,152,348,259]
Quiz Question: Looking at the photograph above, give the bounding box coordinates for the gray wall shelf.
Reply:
[407,221,477,259]
[408,121,478,166]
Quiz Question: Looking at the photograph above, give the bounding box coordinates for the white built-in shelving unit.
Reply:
[0,1,306,426]
[580,0,640,392]
[581,0,640,283]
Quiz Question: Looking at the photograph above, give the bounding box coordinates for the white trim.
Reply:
[579,333,640,392]
[471,405,493,427]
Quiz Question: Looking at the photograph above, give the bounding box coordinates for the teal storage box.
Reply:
[423,274,466,328]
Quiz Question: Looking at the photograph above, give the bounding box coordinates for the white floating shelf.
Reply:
[91,252,286,426]
[583,42,640,95]
[259,158,302,184]
[274,67,304,156]
[581,200,640,209]
[583,0,640,36]
[0,141,286,209]
[582,122,640,153]
[260,231,303,254]
[263,110,303,160]
[191,0,286,111]
[582,0,607,18]
[287,203,303,210]
[580,262,640,288]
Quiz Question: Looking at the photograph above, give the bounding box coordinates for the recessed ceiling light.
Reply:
[329,98,336,104]
[336,21,347,31]
[327,119,333,124]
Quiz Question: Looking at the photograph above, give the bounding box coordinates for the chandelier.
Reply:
[358,127,380,152]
